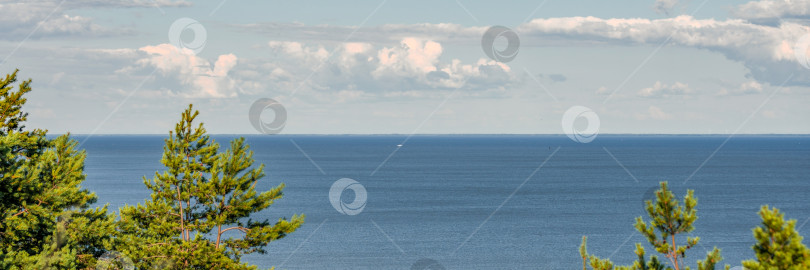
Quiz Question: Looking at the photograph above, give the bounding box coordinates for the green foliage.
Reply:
[742,206,810,270]
[580,238,666,270]
[579,182,729,270]
[117,104,304,269]
[0,69,117,269]
[0,70,31,135]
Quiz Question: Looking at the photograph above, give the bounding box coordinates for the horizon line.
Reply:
[53,133,810,136]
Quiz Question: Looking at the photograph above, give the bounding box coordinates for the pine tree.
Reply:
[579,182,729,270]
[0,69,117,268]
[117,104,304,269]
[741,206,810,269]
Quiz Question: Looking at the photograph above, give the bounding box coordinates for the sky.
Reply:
[1,0,809,134]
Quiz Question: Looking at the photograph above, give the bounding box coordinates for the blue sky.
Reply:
[1,0,808,134]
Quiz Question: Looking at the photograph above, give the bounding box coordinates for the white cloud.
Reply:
[739,80,764,93]
[236,11,810,88]
[372,38,511,89]
[128,44,238,98]
[732,0,810,21]
[517,15,810,87]
[718,80,765,95]
[238,38,515,101]
[375,38,443,76]
[638,81,691,98]
[38,14,103,35]
[0,0,189,38]
[7,0,809,134]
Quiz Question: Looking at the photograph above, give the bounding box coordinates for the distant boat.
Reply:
[397,144,403,147]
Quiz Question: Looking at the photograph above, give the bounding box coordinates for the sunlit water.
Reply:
[75,135,810,269]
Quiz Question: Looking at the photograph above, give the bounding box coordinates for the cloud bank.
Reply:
[517,15,810,87]
[0,0,190,38]
[230,3,810,89]
[231,38,515,101]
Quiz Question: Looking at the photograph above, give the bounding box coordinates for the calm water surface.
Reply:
[74,135,810,269]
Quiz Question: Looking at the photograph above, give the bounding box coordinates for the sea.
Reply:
[73,134,810,269]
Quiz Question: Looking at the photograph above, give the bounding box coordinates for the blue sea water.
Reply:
[75,135,810,269]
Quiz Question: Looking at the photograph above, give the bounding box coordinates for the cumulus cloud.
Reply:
[238,38,515,101]
[125,44,238,98]
[234,6,810,88]
[738,80,765,93]
[638,81,692,98]
[371,38,511,89]
[18,0,810,102]
[718,80,765,95]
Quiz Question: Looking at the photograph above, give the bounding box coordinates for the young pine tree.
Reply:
[118,104,304,269]
[0,69,117,268]
[742,206,810,269]
[580,182,729,270]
